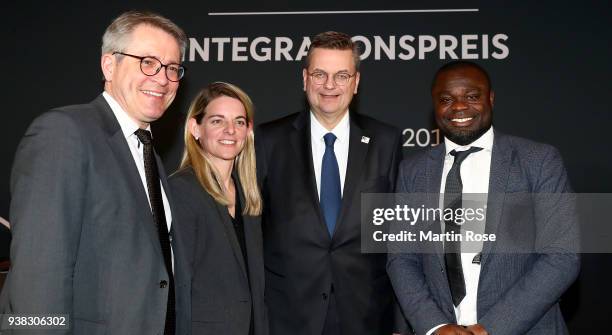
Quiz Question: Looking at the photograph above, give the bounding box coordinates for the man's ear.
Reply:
[302,68,308,92]
[354,71,361,94]
[101,54,115,82]
[489,90,495,108]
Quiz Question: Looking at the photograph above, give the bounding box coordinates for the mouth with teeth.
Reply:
[142,90,164,98]
[320,93,340,100]
[219,140,236,145]
[448,115,477,127]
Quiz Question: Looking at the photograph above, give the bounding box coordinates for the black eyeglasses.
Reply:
[307,71,356,86]
[113,52,186,82]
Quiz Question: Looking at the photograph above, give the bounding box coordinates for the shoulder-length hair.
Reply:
[179,82,261,216]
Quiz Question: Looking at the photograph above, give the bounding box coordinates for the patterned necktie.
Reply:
[444,146,482,307]
[134,129,175,335]
[320,133,341,236]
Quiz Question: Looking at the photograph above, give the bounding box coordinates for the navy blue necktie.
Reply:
[444,146,482,307]
[320,133,341,236]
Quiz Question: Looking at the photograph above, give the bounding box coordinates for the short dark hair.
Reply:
[431,61,492,92]
[304,31,360,71]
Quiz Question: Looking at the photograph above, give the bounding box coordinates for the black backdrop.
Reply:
[4,1,611,332]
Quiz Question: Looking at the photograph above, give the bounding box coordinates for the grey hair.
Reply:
[101,11,187,59]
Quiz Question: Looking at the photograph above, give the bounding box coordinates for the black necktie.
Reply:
[444,146,482,307]
[134,129,175,335]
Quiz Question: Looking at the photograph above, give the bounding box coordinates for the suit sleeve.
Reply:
[254,126,268,187]
[254,126,270,218]
[478,146,580,335]
[6,111,86,324]
[388,129,402,192]
[387,131,411,334]
[169,175,200,335]
[387,159,452,335]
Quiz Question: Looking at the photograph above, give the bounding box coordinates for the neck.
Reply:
[210,157,234,190]
[312,110,347,131]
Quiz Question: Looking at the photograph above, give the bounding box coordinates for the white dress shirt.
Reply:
[310,111,350,198]
[428,126,494,335]
[102,92,174,265]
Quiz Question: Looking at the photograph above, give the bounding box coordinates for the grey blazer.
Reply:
[0,95,185,334]
[387,131,580,335]
[169,167,268,335]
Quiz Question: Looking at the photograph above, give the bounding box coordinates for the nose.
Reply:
[224,121,236,134]
[451,99,469,111]
[152,66,169,86]
[323,74,336,90]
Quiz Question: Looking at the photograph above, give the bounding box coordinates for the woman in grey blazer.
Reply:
[170,82,267,335]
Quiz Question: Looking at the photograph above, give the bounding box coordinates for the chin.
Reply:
[218,152,240,161]
[445,126,490,145]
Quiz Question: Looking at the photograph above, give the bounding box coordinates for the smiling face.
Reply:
[189,96,251,167]
[303,48,360,125]
[432,66,494,145]
[102,24,181,128]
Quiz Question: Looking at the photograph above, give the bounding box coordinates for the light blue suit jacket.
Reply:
[387,130,580,335]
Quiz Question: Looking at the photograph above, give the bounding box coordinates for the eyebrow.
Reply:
[207,114,247,119]
[313,68,350,73]
[141,54,181,64]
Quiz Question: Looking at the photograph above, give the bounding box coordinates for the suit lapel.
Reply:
[427,145,446,267]
[334,115,369,237]
[213,198,249,281]
[480,132,512,266]
[94,95,163,258]
[234,175,261,285]
[290,112,331,239]
[157,153,176,246]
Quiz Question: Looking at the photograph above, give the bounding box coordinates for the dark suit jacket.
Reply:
[387,131,580,335]
[0,95,185,334]
[0,224,9,261]
[256,111,404,335]
[169,167,267,335]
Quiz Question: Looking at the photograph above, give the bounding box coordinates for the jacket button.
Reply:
[160,280,168,288]
[322,293,328,300]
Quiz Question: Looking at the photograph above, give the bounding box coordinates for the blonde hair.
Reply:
[179,82,262,216]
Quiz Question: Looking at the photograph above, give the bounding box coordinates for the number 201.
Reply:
[402,128,440,147]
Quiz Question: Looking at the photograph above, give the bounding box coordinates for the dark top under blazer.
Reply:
[0,95,184,334]
[256,111,405,335]
[387,131,580,335]
[169,167,267,335]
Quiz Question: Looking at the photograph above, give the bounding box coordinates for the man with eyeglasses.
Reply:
[256,31,407,335]
[1,11,188,334]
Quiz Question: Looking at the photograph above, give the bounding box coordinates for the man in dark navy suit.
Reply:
[257,31,406,335]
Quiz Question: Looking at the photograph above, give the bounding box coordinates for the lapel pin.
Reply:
[361,136,370,144]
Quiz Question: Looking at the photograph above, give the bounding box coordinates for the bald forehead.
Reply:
[431,64,491,93]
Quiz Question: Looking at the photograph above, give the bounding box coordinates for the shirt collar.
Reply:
[310,110,350,143]
[444,126,494,155]
[102,91,151,139]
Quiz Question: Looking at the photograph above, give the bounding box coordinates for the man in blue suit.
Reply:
[387,61,579,335]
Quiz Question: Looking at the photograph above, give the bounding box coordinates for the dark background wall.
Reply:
[4,1,611,332]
